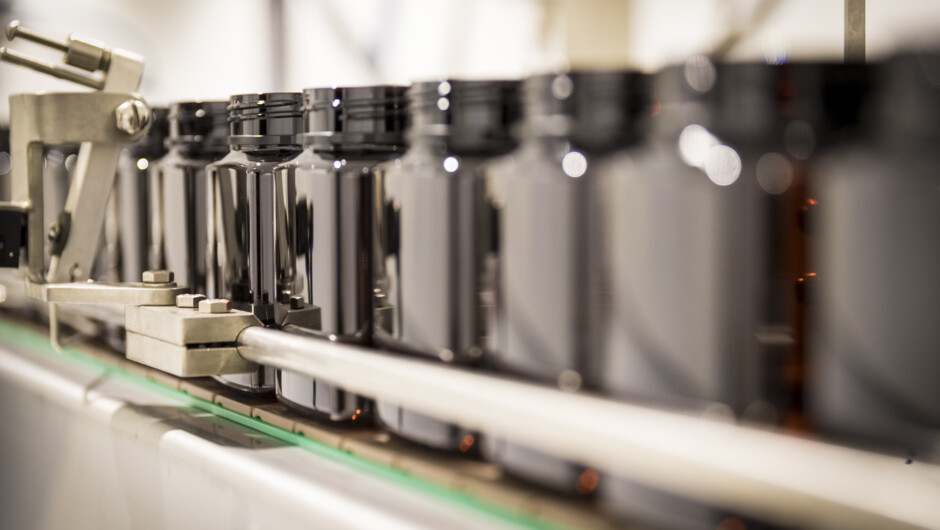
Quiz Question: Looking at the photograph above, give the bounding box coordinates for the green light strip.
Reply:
[0,317,565,530]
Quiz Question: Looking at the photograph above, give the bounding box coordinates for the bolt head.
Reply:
[176,293,206,308]
[142,270,174,284]
[115,99,152,136]
[289,295,304,310]
[199,298,231,314]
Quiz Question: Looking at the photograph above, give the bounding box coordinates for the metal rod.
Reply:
[5,20,69,53]
[845,0,866,62]
[0,47,103,89]
[236,325,940,530]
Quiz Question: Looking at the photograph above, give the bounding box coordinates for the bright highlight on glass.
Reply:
[443,156,459,173]
[562,151,588,178]
[704,145,741,186]
[678,124,719,167]
[137,158,149,171]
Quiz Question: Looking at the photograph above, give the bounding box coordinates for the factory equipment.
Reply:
[0,15,939,530]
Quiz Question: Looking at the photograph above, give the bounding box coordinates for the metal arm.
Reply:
[1,20,147,284]
[0,22,167,349]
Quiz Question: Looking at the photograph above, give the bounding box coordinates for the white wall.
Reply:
[1,0,939,123]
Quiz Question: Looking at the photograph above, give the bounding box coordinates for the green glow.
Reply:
[0,317,566,530]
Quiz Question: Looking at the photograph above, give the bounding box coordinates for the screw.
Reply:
[115,99,151,136]
[47,223,60,242]
[289,295,304,310]
[199,298,231,314]
[176,293,206,308]
[142,270,174,284]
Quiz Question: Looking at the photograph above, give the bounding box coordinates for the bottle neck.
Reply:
[302,136,403,158]
[232,144,302,160]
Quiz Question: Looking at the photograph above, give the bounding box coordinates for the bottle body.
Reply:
[207,147,299,392]
[595,63,808,526]
[483,136,595,493]
[373,143,490,450]
[150,149,217,293]
[113,148,153,283]
[811,147,940,449]
[273,148,381,420]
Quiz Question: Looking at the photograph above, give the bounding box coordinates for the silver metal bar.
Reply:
[237,325,940,530]
[5,20,69,53]
[39,281,186,305]
[0,47,103,89]
[47,142,123,283]
[845,0,866,62]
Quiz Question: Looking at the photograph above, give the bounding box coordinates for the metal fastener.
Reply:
[176,293,206,308]
[199,298,231,314]
[142,270,174,284]
[115,99,151,135]
[289,295,304,310]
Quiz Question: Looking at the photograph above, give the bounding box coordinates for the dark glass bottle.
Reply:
[273,86,406,419]
[207,93,303,392]
[483,71,646,494]
[372,80,520,450]
[149,101,229,293]
[599,62,805,416]
[810,52,940,454]
[111,107,169,283]
[597,60,836,528]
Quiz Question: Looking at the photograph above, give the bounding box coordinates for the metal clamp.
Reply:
[125,295,263,377]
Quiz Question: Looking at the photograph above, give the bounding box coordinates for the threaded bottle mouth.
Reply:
[168,101,229,152]
[652,62,874,148]
[406,79,520,154]
[302,86,407,150]
[228,92,304,148]
[522,71,648,151]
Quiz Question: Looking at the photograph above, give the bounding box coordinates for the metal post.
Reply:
[845,0,866,62]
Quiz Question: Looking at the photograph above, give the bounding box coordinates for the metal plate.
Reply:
[125,305,260,346]
[125,332,257,377]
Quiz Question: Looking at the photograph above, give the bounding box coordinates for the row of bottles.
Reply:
[68,47,940,527]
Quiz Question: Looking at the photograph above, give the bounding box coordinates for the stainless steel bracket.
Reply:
[0,21,147,285]
[27,271,187,352]
[125,303,263,377]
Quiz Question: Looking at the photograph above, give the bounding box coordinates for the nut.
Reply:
[289,295,305,310]
[199,298,231,314]
[176,293,206,308]
[115,99,152,136]
[142,270,174,284]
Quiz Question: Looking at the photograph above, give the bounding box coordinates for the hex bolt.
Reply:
[176,293,206,308]
[289,295,304,310]
[199,298,231,314]
[115,99,151,136]
[142,270,174,284]
[47,223,60,242]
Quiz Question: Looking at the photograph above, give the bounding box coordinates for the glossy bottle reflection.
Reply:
[274,86,406,418]
[811,53,940,453]
[207,92,303,392]
[484,72,645,494]
[110,107,169,284]
[150,101,228,293]
[597,61,813,527]
[373,80,520,450]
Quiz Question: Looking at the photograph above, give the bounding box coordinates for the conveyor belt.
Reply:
[0,314,616,530]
